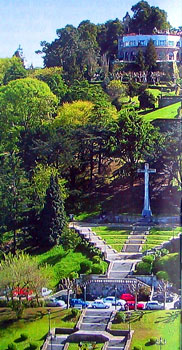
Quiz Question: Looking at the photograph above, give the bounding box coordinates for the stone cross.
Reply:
[137,163,156,217]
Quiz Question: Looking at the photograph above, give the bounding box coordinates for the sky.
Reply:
[0,0,181,68]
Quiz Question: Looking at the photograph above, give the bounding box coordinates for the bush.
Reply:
[7,344,17,350]
[135,261,152,275]
[0,299,8,307]
[115,311,126,323]
[91,263,103,274]
[71,308,79,317]
[142,255,155,264]
[133,346,142,350]
[80,261,92,273]
[20,333,28,341]
[29,343,38,350]
[138,90,156,109]
[149,337,157,345]
[92,255,101,264]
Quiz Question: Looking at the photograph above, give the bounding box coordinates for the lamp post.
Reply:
[48,309,51,335]
[114,285,117,310]
[156,337,166,350]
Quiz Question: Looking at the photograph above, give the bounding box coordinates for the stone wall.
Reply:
[158,96,182,108]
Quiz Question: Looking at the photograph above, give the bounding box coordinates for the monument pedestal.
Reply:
[142,209,152,217]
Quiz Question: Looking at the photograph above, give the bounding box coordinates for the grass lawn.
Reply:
[93,226,130,252]
[112,310,180,350]
[34,245,96,288]
[69,343,104,350]
[142,102,181,121]
[0,307,80,350]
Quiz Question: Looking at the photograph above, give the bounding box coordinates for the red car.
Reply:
[125,301,144,310]
[120,293,135,301]
[13,287,33,297]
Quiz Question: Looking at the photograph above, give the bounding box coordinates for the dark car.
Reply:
[153,294,174,303]
[174,299,181,309]
[70,298,89,308]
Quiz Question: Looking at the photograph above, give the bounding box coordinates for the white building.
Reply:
[118,33,182,62]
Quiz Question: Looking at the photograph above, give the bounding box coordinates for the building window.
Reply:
[158,40,166,46]
[129,41,136,46]
[169,52,174,60]
[138,40,145,46]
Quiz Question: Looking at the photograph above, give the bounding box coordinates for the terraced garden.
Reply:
[93,226,130,252]
[142,226,181,252]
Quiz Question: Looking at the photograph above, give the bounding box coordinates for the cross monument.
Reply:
[137,163,156,217]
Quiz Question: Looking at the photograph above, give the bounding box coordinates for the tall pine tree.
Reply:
[39,175,66,246]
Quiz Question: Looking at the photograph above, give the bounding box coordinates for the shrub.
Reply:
[91,263,103,274]
[133,346,142,350]
[135,261,152,275]
[80,261,92,273]
[30,344,37,350]
[0,299,8,307]
[20,333,28,341]
[7,344,17,350]
[149,337,157,345]
[92,255,101,264]
[71,308,79,318]
[115,311,126,323]
[142,255,155,264]
[138,90,156,109]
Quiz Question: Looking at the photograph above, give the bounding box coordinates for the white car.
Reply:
[91,299,111,309]
[46,298,66,308]
[145,301,163,310]
[103,296,126,307]
[42,287,52,297]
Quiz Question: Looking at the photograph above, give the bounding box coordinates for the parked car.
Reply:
[120,293,135,301]
[125,301,144,310]
[103,296,126,307]
[41,287,52,297]
[153,294,174,303]
[91,299,110,309]
[46,298,66,308]
[174,299,181,309]
[70,298,89,308]
[13,287,33,297]
[145,301,163,310]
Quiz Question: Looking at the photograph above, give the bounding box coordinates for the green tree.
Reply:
[130,1,170,34]
[145,39,157,72]
[38,175,66,246]
[29,67,67,103]
[114,109,162,185]
[0,78,58,150]
[3,59,27,85]
[0,251,50,317]
[135,49,145,71]
[0,152,32,254]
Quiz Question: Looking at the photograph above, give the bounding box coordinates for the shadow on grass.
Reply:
[145,341,153,346]
[14,337,24,343]
[128,311,145,324]
[39,252,68,266]
[155,311,180,324]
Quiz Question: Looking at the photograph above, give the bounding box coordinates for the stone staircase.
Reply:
[122,226,149,256]
[107,339,125,350]
[46,335,67,350]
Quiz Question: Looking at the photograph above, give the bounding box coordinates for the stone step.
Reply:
[80,323,106,331]
[124,245,141,252]
[108,272,129,278]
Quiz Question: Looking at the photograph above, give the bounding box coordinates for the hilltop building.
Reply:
[118,32,182,62]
